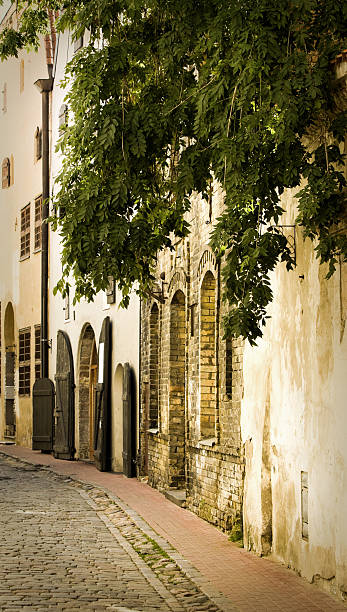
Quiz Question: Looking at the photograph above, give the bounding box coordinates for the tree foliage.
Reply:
[1,0,346,344]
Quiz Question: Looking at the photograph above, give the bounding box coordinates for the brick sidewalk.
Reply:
[1,444,345,612]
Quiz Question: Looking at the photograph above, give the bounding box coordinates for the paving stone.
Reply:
[0,455,223,611]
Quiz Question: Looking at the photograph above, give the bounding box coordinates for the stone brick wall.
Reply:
[140,193,244,533]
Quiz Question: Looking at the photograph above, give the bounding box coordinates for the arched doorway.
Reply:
[78,324,97,461]
[4,303,15,438]
[169,290,186,488]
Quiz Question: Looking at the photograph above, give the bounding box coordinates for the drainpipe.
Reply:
[34,66,54,378]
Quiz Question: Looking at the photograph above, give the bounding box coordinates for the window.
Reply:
[19,328,30,395]
[106,276,116,304]
[2,157,10,188]
[149,303,160,429]
[20,204,30,259]
[34,325,41,380]
[301,471,309,540]
[200,271,217,439]
[226,338,233,397]
[64,287,70,320]
[34,127,42,161]
[59,104,68,128]
[34,196,42,251]
[74,34,84,52]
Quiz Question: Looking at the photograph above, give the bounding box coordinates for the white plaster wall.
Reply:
[242,185,347,598]
[0,14,47,444]
[48,31,140,471]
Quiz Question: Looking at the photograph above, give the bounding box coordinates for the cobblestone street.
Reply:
[1,447,346,612]
[0,455,222,612]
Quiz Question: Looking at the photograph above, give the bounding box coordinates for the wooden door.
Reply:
[54,330,75,460]
[122,363,136,478]
[94,316,111,472]
[5,351,15,437]
[32,378,54,451]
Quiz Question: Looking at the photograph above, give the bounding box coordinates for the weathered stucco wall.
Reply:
[242,186,347,600]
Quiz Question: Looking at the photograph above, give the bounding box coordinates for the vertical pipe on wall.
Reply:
[34,69,54,379]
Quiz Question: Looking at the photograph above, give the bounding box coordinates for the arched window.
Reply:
[200,271,216,439]
[34,127,42,161]
[59,104,68,128]
[2,157,10,188]
[169,290,186,487]
[149,303,159,429]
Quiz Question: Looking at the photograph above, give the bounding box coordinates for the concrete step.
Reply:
[164,489,186,508]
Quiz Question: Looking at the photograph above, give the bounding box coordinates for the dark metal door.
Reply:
[94,316,111,472]
[5,351,15,436]
[123,363,136,478]
[32,378,54,451]
[54,330,75,460]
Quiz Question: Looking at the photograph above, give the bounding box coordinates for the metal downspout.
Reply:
[34,68,54,378]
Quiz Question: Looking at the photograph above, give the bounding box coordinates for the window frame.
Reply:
[20,203,31,260]
[19,327,31,396]
[34,325,41,380]
[34,195,42,252]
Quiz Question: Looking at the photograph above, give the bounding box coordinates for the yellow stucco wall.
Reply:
[0,13,45,446]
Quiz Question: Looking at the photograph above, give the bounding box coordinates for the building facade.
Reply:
[139,57,347,601]
[139,191,245,533]
[0,3,46,447]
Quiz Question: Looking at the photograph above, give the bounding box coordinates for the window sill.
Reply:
[148,428,159,435]
[198,437,216,448]
[33,247,42,254]
[19,255,30,262]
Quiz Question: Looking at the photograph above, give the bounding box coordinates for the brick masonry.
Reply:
[140,193,244,533]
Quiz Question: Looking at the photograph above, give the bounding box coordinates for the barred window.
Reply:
[19,328,31,395]
[34,196,42,251]
[34,325,41,380]
[20,204,30,259]
[226,338,233,398]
